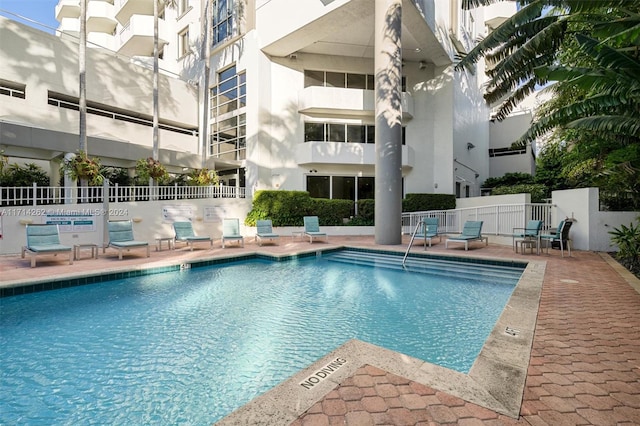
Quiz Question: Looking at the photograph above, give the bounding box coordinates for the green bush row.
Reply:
[245,191,455,226]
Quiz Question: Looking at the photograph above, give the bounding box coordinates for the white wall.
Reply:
[0,198,252,255]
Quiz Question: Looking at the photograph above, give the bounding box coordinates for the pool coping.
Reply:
[0,246,545,422]
[215,251,545,424]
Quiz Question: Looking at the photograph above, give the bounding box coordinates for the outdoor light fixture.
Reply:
[467,142,476,150]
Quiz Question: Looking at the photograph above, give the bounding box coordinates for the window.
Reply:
[304,122,404,145]
[178,0,189,16]
[304,70,405,91]
[0,79,26,99]
[305,175,399,213]
[213,0,237,46]
[178,27,189,57]
[210,65,246,161]
[47,92,197,136]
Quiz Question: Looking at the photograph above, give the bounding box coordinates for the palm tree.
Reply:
[457,0,640,145]
[79,0,87,153]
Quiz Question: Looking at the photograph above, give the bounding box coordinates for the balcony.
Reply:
[87,32,116,51]
[117,14,168,57]
[55,0,80,21]
[87,1,117,34]
[115,0,153,26]
[298,86,414,120]
[295,142,414,169]
[56,17,79,36]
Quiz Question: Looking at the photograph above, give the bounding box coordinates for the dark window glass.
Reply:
[347,125,364,143]
[304,70,324,88]
[304,123,325,142]
[332,176,355,200]
[346,74,366,89]
[328,123,345,142]
[357,177,375,200]
[366,125,375,143]
[366,74,374,90]
[307,176,330,198]
[456,182,461,198]
[325,72,344,88]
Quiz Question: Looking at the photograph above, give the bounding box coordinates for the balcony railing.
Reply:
[0,183,245,207]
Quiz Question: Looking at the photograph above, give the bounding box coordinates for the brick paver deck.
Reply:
[2,236,639,425]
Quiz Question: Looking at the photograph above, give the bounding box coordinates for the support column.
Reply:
[374,0,403,245]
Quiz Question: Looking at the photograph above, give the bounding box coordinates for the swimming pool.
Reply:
[0,250,524,424]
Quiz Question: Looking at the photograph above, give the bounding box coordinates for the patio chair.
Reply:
[512,219,543,254]
[445,220,488,251]
[414,217,441,249]
[303,216,328,243]
[255,219,280,246]
[540,219,573,257]
[173,221,212,251]
[21,224,73,268]
[222,218,244,248]
[106,220,150,260]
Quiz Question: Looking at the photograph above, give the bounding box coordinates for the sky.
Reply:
[0,0,59,34]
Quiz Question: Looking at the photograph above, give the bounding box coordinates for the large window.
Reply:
[0,79,25,99]
[209,65,246,160]
[178,27,189,57]
[306,175,388,214]
[304,122,405,145]
[304,70,405,91]
[213,0,237,45]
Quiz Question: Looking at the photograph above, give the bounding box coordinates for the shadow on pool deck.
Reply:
[2,235,640,425]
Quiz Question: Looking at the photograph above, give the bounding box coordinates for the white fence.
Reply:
[401,203,554,236]
[0,183,246,206]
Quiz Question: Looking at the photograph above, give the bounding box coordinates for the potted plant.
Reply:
[188,168,219,186]
[63,150,104,185]
[136,157,168,182]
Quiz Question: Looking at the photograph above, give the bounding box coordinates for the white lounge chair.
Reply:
[303,216,328,243]
[21,224,73,268]
[222,218,244,248]
[106,220,150,260]
[255,219,280,246]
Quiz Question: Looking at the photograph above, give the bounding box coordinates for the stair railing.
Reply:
[402,220,423,267]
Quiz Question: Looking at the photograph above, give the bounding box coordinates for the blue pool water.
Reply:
[0,251,524,424]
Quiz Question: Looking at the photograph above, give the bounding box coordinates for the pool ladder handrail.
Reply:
[402,220,423,267]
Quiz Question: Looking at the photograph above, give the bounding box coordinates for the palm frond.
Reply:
[575,34,640,78]
[567,115,640,138]
[455,1,546,71]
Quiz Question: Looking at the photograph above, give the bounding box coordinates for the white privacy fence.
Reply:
[401,203,554,236]
[0,183,246,206]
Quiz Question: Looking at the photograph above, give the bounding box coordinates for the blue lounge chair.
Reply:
[222,218,244,248]
[303,216,328,243]
[445,220,488,250]
[107,220,150,260]
[21,224,73,267]
[255,219,280,246]
[512,220,543,254]
[414,217,441,249]
[540,219,573,257]
[173,221,212,251]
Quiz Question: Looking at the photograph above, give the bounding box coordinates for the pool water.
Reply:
[0,252,523,424]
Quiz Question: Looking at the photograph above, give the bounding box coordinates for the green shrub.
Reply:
[402,193,455,212]
[357,199,375,221]
[245,190,313,226]
[309,198,353,225]
[490,184,548,203]
[0,163,50,186]
[609,220,640,274]
[482,172,533,189]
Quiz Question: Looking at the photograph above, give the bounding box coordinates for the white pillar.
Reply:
[374,0,403,245]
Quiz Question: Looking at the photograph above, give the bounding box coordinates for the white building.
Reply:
[0,0,529,202]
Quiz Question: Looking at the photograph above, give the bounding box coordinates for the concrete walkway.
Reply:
[2,235,639,425]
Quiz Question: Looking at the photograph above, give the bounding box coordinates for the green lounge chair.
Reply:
[255,219,280,246]
[107,220,150,260]
[512,219,543,253]
[173,221,212,251]
[21,224,73,268]
[222,218,244,248]
[445,220,488,250]
[303,216,328,243]
[540,219,573,257]
[414,217,441,249]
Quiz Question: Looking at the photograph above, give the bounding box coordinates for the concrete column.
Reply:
[374,0,403,244]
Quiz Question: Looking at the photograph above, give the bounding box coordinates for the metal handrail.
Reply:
[402,220,423,267]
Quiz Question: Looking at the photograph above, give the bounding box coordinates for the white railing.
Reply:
[0,183,245,206]
[401,203,554,236]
